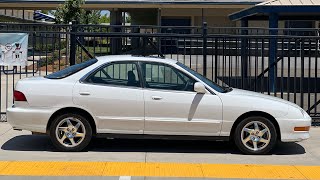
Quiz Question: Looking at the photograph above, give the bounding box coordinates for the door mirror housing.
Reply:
[194,82,206,94]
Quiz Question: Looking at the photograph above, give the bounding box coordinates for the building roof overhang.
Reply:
[229,0,320,21]
[0,0,263,9]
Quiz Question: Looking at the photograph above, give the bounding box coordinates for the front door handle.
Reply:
[79,92,90,96]
[151,96,162,100]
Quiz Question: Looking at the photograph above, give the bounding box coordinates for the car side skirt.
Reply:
[96,133,230,141]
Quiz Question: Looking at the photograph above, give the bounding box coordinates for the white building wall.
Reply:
[161,8,245,27]
[0,9,34,21]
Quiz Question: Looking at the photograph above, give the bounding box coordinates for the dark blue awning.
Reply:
[33,11,55,21]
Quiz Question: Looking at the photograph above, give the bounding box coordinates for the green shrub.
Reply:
[34,40,67,52]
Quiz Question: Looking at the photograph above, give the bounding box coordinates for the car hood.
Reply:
[226,88,301,109]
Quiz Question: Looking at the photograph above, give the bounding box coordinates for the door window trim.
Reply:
[80,60,214,94]
[80,61,144,89]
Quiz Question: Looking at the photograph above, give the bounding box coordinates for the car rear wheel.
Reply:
[49,113,92,152]
[234,116,277,155]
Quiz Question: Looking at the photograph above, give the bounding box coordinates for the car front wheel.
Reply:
[234,116,277,155]
[50,113,92,152]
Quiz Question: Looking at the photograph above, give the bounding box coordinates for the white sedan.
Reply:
[7,55,311,154]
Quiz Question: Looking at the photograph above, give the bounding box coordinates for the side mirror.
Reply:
[194,82,206,94]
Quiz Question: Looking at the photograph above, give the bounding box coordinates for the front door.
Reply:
[140,62,223,136]
[73,61,144,134]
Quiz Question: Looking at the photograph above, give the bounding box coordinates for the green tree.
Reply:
[41,10,49,14]
[99,14,110,24]
[54,0,101,24]
[83,10,101,24]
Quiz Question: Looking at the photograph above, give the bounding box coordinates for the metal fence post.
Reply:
[269,13,279,93]
[241,18,248,89]
[70,20,77,66]
[202,22,208,77]
[214,37,218,82]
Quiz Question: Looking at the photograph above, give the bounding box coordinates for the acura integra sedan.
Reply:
[7,55,311,154]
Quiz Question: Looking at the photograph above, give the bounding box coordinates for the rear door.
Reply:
[73,61,145,134]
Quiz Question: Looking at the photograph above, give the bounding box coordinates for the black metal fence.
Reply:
[0,22,320,125]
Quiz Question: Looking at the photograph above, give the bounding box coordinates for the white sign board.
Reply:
[0,33,29,66]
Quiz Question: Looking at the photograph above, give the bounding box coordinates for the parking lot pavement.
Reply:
[0,122,319,179]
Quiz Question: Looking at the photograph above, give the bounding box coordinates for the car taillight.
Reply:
[14,90,27,101]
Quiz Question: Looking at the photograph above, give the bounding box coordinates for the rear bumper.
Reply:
[6,106,56,133]
[277,117,311,142]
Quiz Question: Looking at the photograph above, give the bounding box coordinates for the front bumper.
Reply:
[277,117,311,142]
[6,106,56,133]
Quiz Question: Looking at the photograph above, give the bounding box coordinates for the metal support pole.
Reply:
[69,20,77,66]
[157,8,162,56]
[201,8,204,25]
[269,13,278,93]
[241,18,248,89]
[110,9,122,55]
[203,22,208,77]
[22,8,25,22]
[123,11,126,25]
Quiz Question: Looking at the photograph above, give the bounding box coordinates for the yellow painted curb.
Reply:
[0,161,319,179]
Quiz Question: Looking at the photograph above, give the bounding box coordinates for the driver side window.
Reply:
[141,62,195,92]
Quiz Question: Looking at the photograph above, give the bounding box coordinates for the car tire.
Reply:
[49,113,92,152]
[234,116,277,155]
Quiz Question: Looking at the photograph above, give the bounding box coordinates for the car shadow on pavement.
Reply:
[1,134,306,155]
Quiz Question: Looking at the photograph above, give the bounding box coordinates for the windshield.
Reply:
[177,62,231,93]
[45,59,98,79]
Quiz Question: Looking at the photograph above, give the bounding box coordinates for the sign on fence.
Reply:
[0,33,28,66]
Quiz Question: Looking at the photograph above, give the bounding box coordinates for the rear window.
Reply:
[45,59,98,79]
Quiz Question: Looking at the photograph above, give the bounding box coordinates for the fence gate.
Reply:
[0,22,320,125]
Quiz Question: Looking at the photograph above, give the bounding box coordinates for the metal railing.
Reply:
[0,22,320,125]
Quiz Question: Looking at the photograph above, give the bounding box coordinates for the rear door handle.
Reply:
[79,92,90,96]
[151,96,162,100]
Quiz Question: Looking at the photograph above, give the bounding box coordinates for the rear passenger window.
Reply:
[86,62,141,87]
[45,59,97,79]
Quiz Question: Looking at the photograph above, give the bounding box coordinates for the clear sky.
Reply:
[101,10,110,16]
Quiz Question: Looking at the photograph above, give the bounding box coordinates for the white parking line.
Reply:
[119,176,131,180]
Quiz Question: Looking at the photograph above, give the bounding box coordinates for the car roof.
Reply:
[95,55,178,65]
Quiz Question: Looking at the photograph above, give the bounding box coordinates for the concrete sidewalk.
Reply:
[0,122,320,179]
[0,122,319,164]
